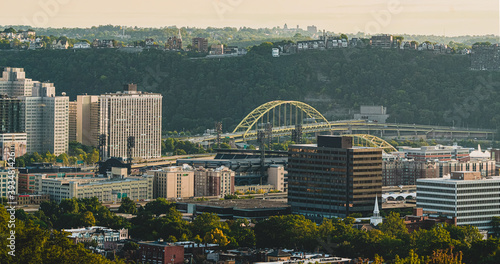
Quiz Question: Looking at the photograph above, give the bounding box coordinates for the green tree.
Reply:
[118,197,137,214]
[80,211,96,227]
[254,214,318,250]
[491,216,500,237]
[191,213,228,238]
[143,198,173,216]
[379,212,409,239]
[204,228,230,246]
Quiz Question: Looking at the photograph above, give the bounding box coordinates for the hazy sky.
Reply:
[1,0,498,36]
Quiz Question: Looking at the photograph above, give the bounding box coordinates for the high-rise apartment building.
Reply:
[194,166,235,197]
[0,68,68,156]
[0,67,33,97]
[150,165,194,199]
[288,135,382,219]
[99,84,162,160]
[0,95,23,133]
[76,95,100,147]
[22,82,69,155]
[417,171,500,232]
[68,101,77,143]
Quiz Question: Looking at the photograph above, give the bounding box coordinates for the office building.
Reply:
[18,164,95,194]
[22,82,69,155]
[150,165,194,199]
[417,171,500,232]
[76,95,99,147]
[0,67,33,97]
[41,175,153,203]
[68,101,77,142]
[99,84,162,160]
[194,166,235,197]
[288,135,382,219]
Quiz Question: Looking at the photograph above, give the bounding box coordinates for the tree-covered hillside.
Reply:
[1,46,499,133]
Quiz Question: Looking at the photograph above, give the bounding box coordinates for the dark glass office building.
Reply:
[288,135,382,219]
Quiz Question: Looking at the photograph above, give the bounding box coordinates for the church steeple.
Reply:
[373,196,380,216]
[370,196,383,226]
[177,29,182,42]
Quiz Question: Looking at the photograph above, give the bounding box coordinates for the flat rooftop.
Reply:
[179,198,289,209]
[417,176,500,182]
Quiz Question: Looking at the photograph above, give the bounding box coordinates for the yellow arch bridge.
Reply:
[231,100,397,153]
[188,100,494,150]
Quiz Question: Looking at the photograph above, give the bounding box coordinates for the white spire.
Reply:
[370,196,383,226]
[177,29,182,41]
[373,196,380,216]
[478,144,481,153]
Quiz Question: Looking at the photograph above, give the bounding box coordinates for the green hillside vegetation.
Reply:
[1,45,500,134]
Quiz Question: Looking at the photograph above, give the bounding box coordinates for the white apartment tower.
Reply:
[22,82,69,155]
[0,67,33,97]
[99,84,162,160]
[0,67,69,155]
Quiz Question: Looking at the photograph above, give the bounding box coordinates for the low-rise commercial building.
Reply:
[18,164,95,194]
[176,199,291,220]
[15,194,49,205]
[41,175,153,203]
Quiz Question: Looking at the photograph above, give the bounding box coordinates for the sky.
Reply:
[1,0,498,36]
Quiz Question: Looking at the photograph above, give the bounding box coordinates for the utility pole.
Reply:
[257,130,266,185]
[265,122,273,147]
[292,124,303,143]
[215,122,222,147]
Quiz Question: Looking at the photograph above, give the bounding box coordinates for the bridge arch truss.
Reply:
[232,100,330,139]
